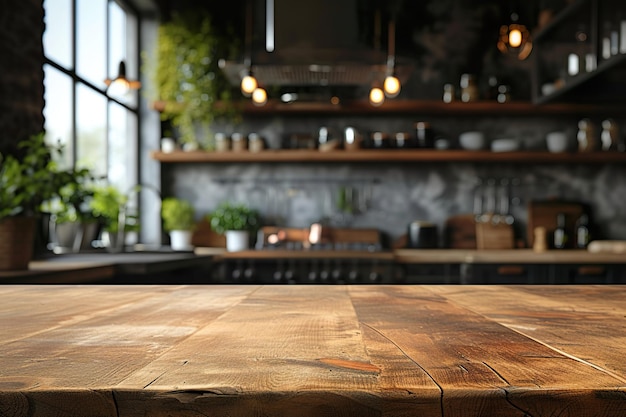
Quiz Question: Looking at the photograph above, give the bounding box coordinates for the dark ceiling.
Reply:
[153,0,564,101]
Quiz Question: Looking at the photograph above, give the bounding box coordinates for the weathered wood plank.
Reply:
[116,285,441,416]
[349,285,626,417]
[0,285,257,391]
[427,285,626,380]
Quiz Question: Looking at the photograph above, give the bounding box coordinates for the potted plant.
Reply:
[147,11,240,148]
[0,134,66,269]
[161,197,196,251]
[209,202,260,252]
[89,185,139,253]
[43,167,99,253]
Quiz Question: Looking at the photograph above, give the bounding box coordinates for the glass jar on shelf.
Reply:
[460,74,479,102]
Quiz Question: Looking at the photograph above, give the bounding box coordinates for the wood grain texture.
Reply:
[0,285,624,417]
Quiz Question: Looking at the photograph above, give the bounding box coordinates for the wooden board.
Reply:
[527,200,585,248]
[0,285,625,416]
[444,213,477,249]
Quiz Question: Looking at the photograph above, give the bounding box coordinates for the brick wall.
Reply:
[0,0,45,157]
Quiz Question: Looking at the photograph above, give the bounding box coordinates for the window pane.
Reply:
[76,0,107,89]
[76,84,107,176]
[43,0,73,69]
[108,1,139,107]
[108,102,137,193]
[109,2,126,77]
[43,64,73,170]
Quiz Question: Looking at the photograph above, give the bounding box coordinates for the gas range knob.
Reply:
[319,270,330,281]
[368,272,381,282]
[348,270,359,282]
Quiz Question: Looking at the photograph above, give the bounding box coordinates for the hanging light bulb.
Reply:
[497,12,533,60]
[252,87,267,106]
[383,20,401,98]
[241,71,258,97]
[508,28,523,48]
[104,60,141,94]
[383,74,401,98]
[369,86,385,107]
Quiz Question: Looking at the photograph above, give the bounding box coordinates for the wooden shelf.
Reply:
[152,149,626,164]
[534,54,626,105]
[152,99,625,116]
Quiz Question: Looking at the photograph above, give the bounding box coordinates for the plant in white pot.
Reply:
[161,197,196,251]
[209,203,260,252]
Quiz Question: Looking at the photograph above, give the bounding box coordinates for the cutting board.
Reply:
[475,214,514,249]
[527,200,585,248]
[445,214,477,249]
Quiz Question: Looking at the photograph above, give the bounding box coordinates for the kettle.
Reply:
[407,221,438,249]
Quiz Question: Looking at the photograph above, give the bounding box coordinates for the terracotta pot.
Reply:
[0,216,36,270]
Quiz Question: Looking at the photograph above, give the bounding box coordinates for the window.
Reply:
[43,0,140,195]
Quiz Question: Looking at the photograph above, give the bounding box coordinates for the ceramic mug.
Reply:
[546,131,568,153]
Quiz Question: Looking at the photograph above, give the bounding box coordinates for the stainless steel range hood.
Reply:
[219,0,414,92]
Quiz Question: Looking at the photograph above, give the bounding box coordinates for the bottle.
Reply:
[553,213,568,249]
[575,214,590,249]
[460,74,479,102]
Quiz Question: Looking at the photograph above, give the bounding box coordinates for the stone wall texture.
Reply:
[0,0,45,156]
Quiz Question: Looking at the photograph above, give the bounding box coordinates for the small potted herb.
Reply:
[43,167,99,253]
[161,197,196,251]
[89,185,139,253]
[209,202,260,251]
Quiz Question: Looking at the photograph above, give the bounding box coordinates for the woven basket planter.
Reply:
[0,216,36,270]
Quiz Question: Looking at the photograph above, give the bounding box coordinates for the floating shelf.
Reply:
[152,99,626,117]
[151,149,626,164]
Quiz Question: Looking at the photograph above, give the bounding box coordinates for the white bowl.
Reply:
[459,131,485,150]
[546,131,568,153]
[491,138,520,152]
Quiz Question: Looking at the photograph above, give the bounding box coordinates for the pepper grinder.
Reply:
[577,119,597,152]
[533,227,547,253]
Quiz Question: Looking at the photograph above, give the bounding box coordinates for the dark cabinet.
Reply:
[533,0,626,104]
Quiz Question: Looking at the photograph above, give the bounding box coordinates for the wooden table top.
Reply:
[0,285,624,416]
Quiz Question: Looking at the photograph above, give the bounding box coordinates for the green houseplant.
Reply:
[89,185,140,253]
[209,202,260,252]
[162,197,196,251]
[0,134,66,269]
[148,11,240,148]
[43,167,99,253]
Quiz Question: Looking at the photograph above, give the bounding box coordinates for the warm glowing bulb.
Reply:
[509,28,523,48]
[252,87,267,106]
[108,79,131,96]
[369,87,385,106]
[383,75,401,98]
[241,75,258,96]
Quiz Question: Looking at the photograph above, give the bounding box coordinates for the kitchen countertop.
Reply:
[2,248,623,284]
[393,248,626,264]
[195,247,626,264]
[0,284,624,416]
[0,251,213,283]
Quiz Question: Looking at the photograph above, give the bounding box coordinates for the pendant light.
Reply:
[497,10,533,60]
[383,20,401,98]
[104,60,141,93]
[369,84,385,107]
[251,86,267,106]
[240,0,261,99]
